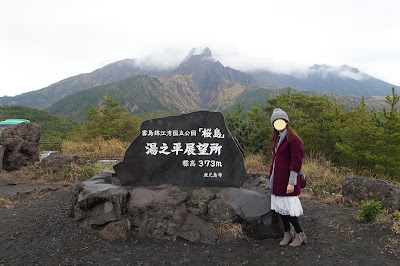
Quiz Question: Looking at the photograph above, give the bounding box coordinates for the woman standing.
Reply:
[269,108,307,247]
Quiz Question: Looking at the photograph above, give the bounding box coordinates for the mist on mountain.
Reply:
[0,47,397,116]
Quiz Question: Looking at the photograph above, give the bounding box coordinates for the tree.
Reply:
[372,88,400,176]
[225,88,400,179]
[82,96,141,142]
[264,88,337,157]
[335,96,379,170]
[225,103,270,155]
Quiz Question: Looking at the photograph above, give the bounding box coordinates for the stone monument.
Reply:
[70,112,283,243]
[114,111,247,187]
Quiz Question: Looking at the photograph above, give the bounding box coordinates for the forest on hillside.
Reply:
[0,106,79,140]
[225,88,400,179]
[1,88,399,179]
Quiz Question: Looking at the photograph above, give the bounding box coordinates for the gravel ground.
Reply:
[0,186,399,265]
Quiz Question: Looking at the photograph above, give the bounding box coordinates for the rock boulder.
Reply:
[215,187,283,239]
[39,154,91,172]
[99,219,131,241]
[178,214,218,244]
[342,176,400,210]
[128,186,188,238]
[70,172,128,226]
[0,122,40,171]
[187,188,215,216]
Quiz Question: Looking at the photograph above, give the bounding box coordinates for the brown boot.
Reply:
[279,231,293,246]
[289,232,307,247]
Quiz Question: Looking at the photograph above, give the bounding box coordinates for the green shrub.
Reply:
[358,200,384,222]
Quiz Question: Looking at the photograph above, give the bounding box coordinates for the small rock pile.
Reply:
[70,171,283,244]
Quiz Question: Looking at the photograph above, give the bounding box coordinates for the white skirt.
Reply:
[271,194,303,217]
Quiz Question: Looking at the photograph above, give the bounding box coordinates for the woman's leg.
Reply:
[280,214,291,232]
[279,214,293,245]
[288,216,302,233]
[288,216,307,247]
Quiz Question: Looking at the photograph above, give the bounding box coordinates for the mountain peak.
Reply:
[180,47,215,65]
[339,64,360,73]
[307,64,370,81]
[192,47,212,56]
[309,64,333,71]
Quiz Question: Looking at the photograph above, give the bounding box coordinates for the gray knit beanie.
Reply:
[270,108,290,126]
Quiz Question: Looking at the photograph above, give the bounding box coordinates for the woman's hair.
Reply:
[271,124,301,148]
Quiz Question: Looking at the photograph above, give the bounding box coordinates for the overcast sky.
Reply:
[1,0,399,97]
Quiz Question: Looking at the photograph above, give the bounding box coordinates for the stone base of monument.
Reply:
[70,170,283,244]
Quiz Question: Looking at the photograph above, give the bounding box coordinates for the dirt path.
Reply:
[0,189,399,265]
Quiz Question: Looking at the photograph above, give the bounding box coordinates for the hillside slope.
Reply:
[0,106,78,140]
[0,59,147,109]
[46,75,182,121]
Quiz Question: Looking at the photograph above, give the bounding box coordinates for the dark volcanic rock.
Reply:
[114,111,247,187]
[70,173,128,226]
[217,188,271,221]
[208,198,239,225]
[99,219,131,241]
[91,169,121,186]
[178,214,218,245]
[39,154,91,172]
[213,188,283,239]
[71,174,283,242]
[128,186,188,238]
[342,176,400,210]
[187,188,215,215]
[128,186,188,212]
[0,122,40,171]
[0,145,5,170]
[243,211,283,240]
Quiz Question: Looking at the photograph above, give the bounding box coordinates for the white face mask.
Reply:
[273,119,287,131]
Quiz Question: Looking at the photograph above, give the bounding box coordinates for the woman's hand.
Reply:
[286,184,294,194]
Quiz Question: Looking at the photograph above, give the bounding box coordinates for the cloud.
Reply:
[337,66,370,81]
[212,48,310,74]
[1,0,400,97]
[136,48,188,70]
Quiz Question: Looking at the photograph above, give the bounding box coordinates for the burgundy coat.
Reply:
[269,134,303,196]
